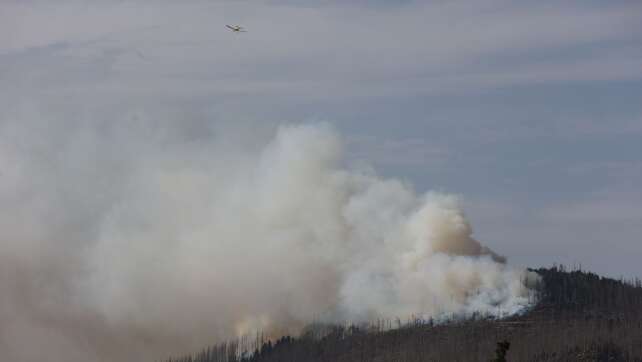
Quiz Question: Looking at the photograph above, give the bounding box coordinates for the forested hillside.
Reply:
[165,266,642,362]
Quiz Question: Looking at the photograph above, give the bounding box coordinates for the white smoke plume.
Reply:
[0,118,537,361]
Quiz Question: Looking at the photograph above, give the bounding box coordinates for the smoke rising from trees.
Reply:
[0,119,537,361]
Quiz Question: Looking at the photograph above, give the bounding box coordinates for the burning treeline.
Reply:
[0,121,537,361]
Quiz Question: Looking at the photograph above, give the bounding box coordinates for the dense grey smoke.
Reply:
[0,118,537,361]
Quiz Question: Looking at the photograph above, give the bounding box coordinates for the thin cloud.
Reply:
[2,0,641,102]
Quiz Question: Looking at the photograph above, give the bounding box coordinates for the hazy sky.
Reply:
[2,0,642,278]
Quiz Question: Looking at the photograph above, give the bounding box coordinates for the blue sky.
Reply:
[2,0,642,277]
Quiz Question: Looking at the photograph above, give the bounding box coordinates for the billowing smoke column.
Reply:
[0,120,537,361]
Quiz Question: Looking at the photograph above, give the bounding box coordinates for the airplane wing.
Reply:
[226,25,246,32]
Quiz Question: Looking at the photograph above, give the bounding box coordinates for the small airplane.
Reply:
[226,25,247,33]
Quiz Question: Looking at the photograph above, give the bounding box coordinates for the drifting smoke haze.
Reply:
[0,118,537,361]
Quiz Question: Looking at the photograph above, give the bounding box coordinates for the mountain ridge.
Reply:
[165,266,642,362]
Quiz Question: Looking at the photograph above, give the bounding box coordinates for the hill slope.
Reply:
[166,266,642,362]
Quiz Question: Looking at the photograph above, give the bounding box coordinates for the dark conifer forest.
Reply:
[165,266,642,362]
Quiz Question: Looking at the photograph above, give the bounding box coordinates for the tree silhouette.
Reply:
[491,340,510,362]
